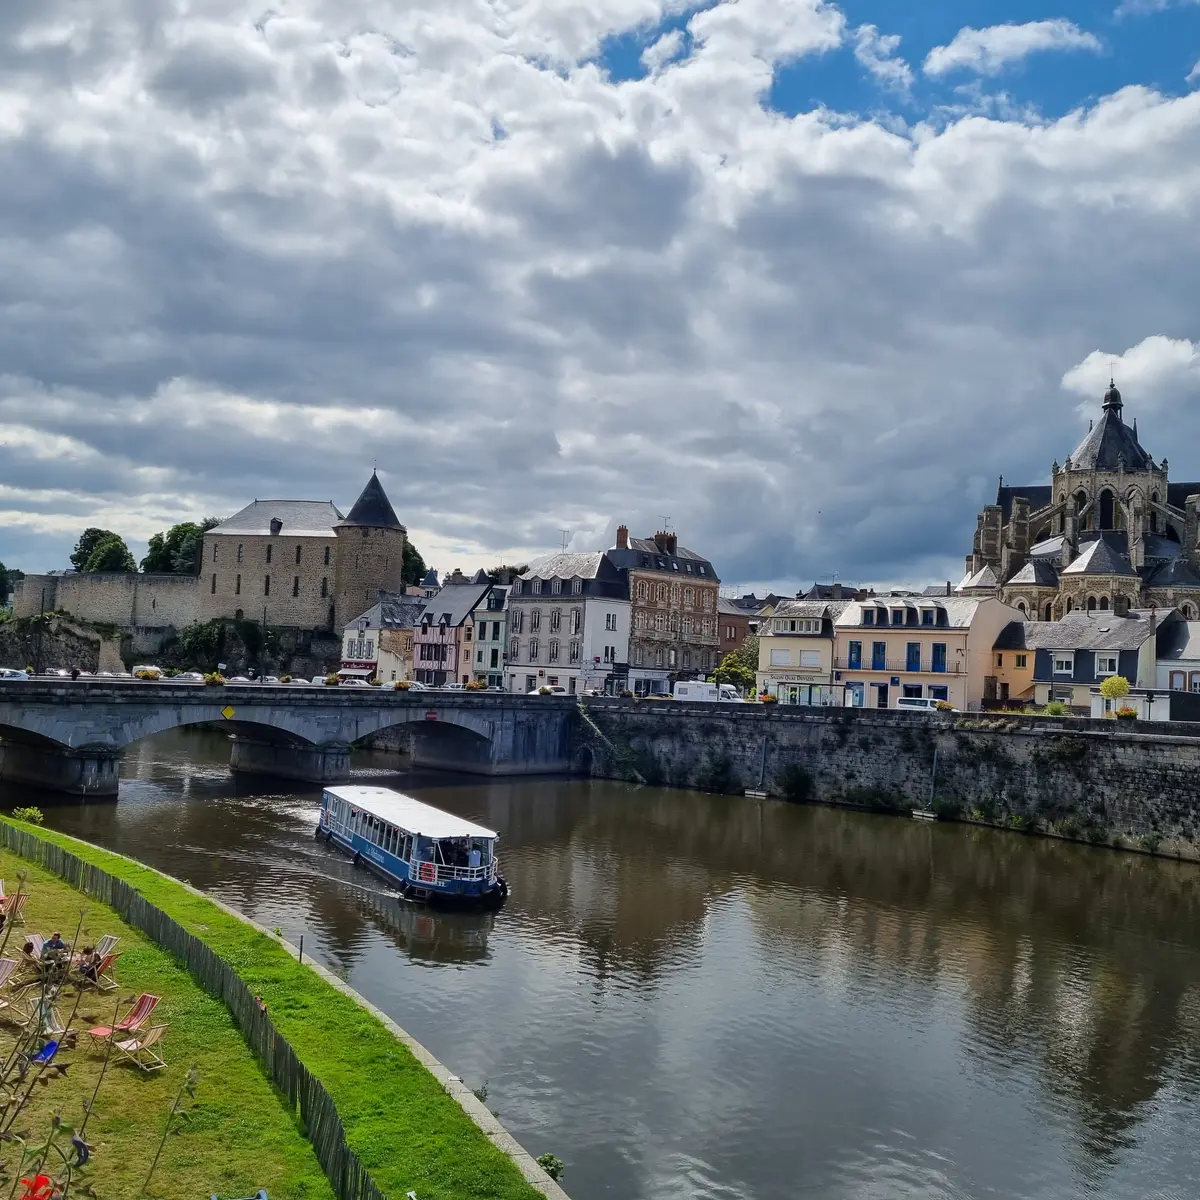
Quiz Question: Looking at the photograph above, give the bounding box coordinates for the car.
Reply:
[529,684,568,695]
[226,675,253,683]
[0,667,30,680]
[260,675,281,685]
[175,671,205,682]
[401,680,429,691]
[340,678,370,688]
[45,667,72,678]
[131,664,164,679]
[441,682,466,691]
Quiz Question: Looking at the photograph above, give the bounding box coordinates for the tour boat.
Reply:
[317,785,508,910]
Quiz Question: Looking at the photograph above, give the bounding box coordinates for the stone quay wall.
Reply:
[580,700,1200,860]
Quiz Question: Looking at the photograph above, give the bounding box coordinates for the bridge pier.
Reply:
[228,736,351,785]
[0,741,121,798]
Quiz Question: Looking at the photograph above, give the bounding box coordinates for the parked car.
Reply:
[341,678,370,688]
[131,664,164,679]
[260,675,281,685]
[0,667,30,680]
[175,671,205,683]
[529,685,568,695]
[405,680,430,691]
[226,676,252,683]
[442,682,466,691]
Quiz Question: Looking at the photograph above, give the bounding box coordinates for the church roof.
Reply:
[336,472,405,531]
[1167,483,1200,509]
[1144,559,1200,589]
[995,485,1052,522]
[1030,535,1064,560]
[1006,560,1059,587]
[959,564,998,590]
[1067,383,1155,472]
[1060,538,1138,578]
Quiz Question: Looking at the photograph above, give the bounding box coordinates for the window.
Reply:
[212,544,218,562]
[235,574,241,595]
[549,639,559,662]
[237,543,243,563]
[321,577,328,598]
[550,609,561,633]
[929,685,949,702]
[572,579,582,594]
[464,625,472,641]
[1053,653,1074,674]
[512,609,523,633]
[848,640,862,669]
[530,638,539,660]
[510,637,520,660]
[931,643,947,673]
[532,581,542,594]
[1015,654,1027,668]
[684,587,694,605]
[699,566,706,575]
[1095,653,1118,676]
[211,573,217,594]
[551,579,562,594]
[324,546,331,566]
[863,610,874,626]
[657,584,666,601]
[264,575,270,596]
[531,609,541,631]
[605,645,617,663]
[655,612,666,631]
[266,544,272,564]
[668,648,677,666]
[1170,670,1186,691]
[799,650,821,668]
[637,580,648,599]
[906,643,921,672]
[477,649,484,664]
[655,648,665,667]
[902,684,923,699]
[293,545,301,565]
[512,580,522,595]
[635,646,644,666]
[605,612,617,631]
[921,610,934,626]
[871,642,886,670]
[891,610,904,626]
[569,641,581,662]
[770,648,791,667]
[292,576,300,596]
[995,653,1003,667]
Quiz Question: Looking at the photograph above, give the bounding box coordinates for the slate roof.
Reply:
[1030,535,1064,560]
[717,597,749,617]
[607,537,719,582]
[769,600,853,621]
[1060,538,1138,578]
[345,593,427,631]
[1167,483,1200,509]
[836,598,986,629]
[522,552,607,580]
[336,472,405,530]
[921,584,957,597]
[803,583,868,601]
[1016,610,1166,652]
[209,499,343,537]
[993,621,1029,651]
[996,485,1053,522]
[418,582,491,628]
[1068,408,1155,473]
[1006,559,1059,587]
[1144,559,1200,589]
[420,568,440,588]
[1156,621,1200,662]
[1143,534,1183,560]
[959,564,998,590]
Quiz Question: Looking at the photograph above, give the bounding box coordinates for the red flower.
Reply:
[19,1176,55,1200]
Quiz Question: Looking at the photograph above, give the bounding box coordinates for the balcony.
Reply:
[835,658,961,675]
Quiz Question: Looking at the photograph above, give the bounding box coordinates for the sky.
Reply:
[1,0,1199,595]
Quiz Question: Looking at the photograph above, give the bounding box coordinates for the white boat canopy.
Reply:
[324,785,498,841]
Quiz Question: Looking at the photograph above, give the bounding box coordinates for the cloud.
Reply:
[1061,337,1200,420]
[642,29,685,74]
[1189,59,1200,86]
[924,20,1102,77]
[2,0,1200,596]
[1115,0,1198,16]
[853,25,913,95]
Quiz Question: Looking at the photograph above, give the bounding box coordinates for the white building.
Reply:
[471,585,508,688]
[505,553,631,695]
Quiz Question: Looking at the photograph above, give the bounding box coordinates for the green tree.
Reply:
[402,540,427,587]
[486,563,529,583]
[713,651,755,692]
[0,561,22,606]
[71,527,121,572]
[1099,674,1131,700]
[84,533,137,573]
[141,518,220,574]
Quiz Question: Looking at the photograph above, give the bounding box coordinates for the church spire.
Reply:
[1102,377,1123,417]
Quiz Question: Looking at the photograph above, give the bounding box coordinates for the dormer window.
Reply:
[922,610,934,626]
[698,566,706,575]
[863,610,875,626]
[512,580,522,595]
[532,580,542,594]
[890,610,904,626]
[551,579,562,594]
[571,579,582,594]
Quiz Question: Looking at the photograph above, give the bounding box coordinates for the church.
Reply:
[962,381,1200,621]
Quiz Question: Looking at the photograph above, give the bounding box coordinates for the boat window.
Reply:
[401,834,413,860]
[388,827,398,855]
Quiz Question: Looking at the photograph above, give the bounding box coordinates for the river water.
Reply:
[4,727,1200,1200]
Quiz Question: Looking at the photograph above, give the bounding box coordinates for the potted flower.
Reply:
[203,671,226,686]
[393,680,412,690]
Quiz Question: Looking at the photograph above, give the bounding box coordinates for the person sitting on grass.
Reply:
[43,931,67,956]
[76,946,101,982]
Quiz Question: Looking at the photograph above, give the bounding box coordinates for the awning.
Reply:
[337,668,374,677]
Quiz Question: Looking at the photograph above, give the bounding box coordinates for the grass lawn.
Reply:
[1,821,547,1200]
[0,845,334,1200]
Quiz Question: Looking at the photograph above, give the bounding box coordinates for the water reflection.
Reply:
[3,728,1200,1199]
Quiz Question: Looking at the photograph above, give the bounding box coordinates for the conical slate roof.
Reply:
[336,472,405,531]
[1144,558,1200,589]
[1007,559,1059,587]
[1068,384,1154,472]
[1060,538,1138,578]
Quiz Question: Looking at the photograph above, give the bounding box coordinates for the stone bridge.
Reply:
[0,680,579,797]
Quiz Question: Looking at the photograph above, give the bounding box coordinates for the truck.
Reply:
[672,681,745,703]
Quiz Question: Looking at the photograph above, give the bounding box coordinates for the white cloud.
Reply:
[2,0,1200,592]
[1189,59,1200,86]
[853,25,913,95]
[924,20,1102,77]
[642,29,685,74]
[1062,337,1200,419]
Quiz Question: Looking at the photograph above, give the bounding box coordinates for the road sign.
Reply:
[221,705,235,720]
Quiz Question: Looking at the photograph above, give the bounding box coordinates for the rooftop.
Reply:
[209,499,344,538]
[324,786,497,840]
[336,472,405,531]
[1011,609,1169,652]
[1060,538,1139,578]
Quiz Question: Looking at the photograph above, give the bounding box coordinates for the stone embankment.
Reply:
[581,700,1200,861]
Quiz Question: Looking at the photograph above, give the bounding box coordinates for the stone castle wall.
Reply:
[197,533,336,627]
[14,572,199,627]
[582,701,1200,859]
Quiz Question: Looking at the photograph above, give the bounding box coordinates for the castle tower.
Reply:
[333,472,407,629]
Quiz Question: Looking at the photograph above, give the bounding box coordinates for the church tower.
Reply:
[332,472,406,629]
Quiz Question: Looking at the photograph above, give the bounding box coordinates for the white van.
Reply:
[895,696,945,713]
[673,681,745,703]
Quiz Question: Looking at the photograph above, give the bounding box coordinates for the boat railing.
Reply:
[406,858,495,884]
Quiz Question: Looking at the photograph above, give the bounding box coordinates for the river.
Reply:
[4,727,1200,1200]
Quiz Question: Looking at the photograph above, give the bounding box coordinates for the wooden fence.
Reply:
[0,822,388,1200]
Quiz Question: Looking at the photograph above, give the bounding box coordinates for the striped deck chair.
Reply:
[95,934,119,958]
[28,934,44,958]
[113,1023,167,1072]
[18,997,65,1037]
[0,894,29,925]
[0,958,17,991]
[88,952,120,992]
[86,992,160,1046]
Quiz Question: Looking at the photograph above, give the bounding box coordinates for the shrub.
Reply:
[1041,701,1068,716]
[280,673,292,683]
[1114,706,1138,720]
[1137,832,1162,853]
[325,673,340,686]
[537,1154,565,1182]
[538,685,552,695]
[393,680,412,690]
[932,796,963,819]
[369,678,383,686]
[620,689,634,698]
[11,805,44,825]
[935,700,954,712]
[760,693,779,704]
[134,668,158,680]
[203,671,226,685]
[465,679,486,690]
[1099,674,1131,700]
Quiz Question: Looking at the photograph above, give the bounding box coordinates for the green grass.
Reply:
[0,846,334,1200]
[1,820,545,1200]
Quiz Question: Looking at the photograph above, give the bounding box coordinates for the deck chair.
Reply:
[86,992,160,1045]
[113,1023,167,1072]
[1,894,29,925]
[27,934,44,959]
[93,952,120,992]
[19,998,65,1037]
[0,958,18,991]
[95,934,119,958]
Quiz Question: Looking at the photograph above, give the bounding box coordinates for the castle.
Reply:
[13,473,406,633]
[962,382,1200,620]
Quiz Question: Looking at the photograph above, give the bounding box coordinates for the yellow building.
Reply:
[756,601,850,704]
[832,596,1023,710]
[990,622,1036,705]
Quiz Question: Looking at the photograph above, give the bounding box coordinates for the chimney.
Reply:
[269,517,283,535]
[616,524,629,550]
[945,581,951,596]
[653,531,669,552]
[832,583,843,599]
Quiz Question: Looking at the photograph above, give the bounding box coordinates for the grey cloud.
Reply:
[148,40,276,115]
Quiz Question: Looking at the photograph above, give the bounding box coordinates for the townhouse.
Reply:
[756,600,849,704]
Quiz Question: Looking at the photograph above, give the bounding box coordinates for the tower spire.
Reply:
[1102,377,1123,417]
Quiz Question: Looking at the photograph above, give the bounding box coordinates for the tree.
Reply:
[713,651,755,692]
[84,533,136,573]
[141,518,220,574]
[1099,674,1131,700]
[0,561,22,606]
[71,528,120,572]
[402,540,427,587]
[486,563,529,583]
